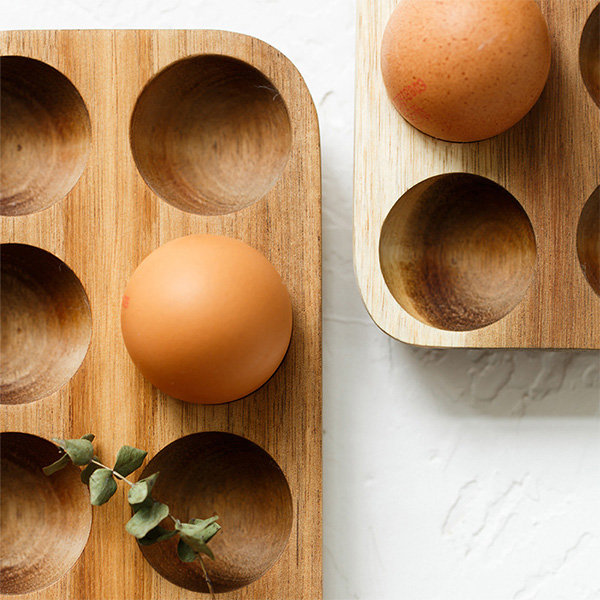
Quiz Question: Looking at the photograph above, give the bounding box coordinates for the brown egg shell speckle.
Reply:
[381,0,551,142]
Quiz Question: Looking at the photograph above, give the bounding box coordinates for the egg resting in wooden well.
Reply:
[381,0,551,142]
[121,234,292,404]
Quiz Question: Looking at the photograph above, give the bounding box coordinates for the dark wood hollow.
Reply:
[138,432,293,593]
[580,4,599,106]
[379,174,537,332]
[130,55,292,216]
[577,186,600,295]
[0,244,92,404]
[0,56,91,216]
[0,432,91,594]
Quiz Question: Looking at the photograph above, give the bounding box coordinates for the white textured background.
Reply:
[3,1,600,598]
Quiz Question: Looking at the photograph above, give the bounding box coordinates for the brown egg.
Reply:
[121,234,292,404]
[381,0,551,142]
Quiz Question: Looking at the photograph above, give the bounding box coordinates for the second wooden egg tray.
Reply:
[354,0,600,349]
[0,30,322,600]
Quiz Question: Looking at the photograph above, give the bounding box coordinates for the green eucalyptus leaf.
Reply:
[42,454,70,476]
[130,496,154,514]
[127,472,159,505]
[113,445,147,477]
[128,481,148,505]
[176,517,221,548]
[80,458,102,485]
[81,433,95,442]
[189,515,220,528]
[89,468,117,505]
[53,438,94,466]
[125,501,169,538]
[196,543,214,561]
[137,526,177,546]
[199,521,221,545]
[177,539,197,562]
[63,439,94,465]
[143,471,159,491]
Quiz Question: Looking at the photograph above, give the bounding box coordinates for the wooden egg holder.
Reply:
[0,30,322,599]
[354,0,600,348]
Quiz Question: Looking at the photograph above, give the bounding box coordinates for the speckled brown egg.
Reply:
[121,234,292,404]
[381,0,551,142]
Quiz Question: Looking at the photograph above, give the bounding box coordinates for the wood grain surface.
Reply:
[354,0,600,348]
[0,29,321,600]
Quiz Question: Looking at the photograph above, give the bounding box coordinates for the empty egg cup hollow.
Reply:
[379,174,537,332]
[0,432,92,595]
[0,56,91,216]
[0,244,92,405]
[580,4,599,106]
[130,54,292,216]
[137,432,293,593]
[577,186,600,296]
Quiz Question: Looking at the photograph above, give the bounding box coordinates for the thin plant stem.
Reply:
[198,555,215,599]
[53,440,217,597]
[90,457,216,595]
[90,458,133,486]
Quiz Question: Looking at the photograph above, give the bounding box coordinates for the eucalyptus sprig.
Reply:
[43,434,220,597]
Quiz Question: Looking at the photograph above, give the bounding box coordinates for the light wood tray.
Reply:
[0,30,321,600]
[354,0,600,348]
